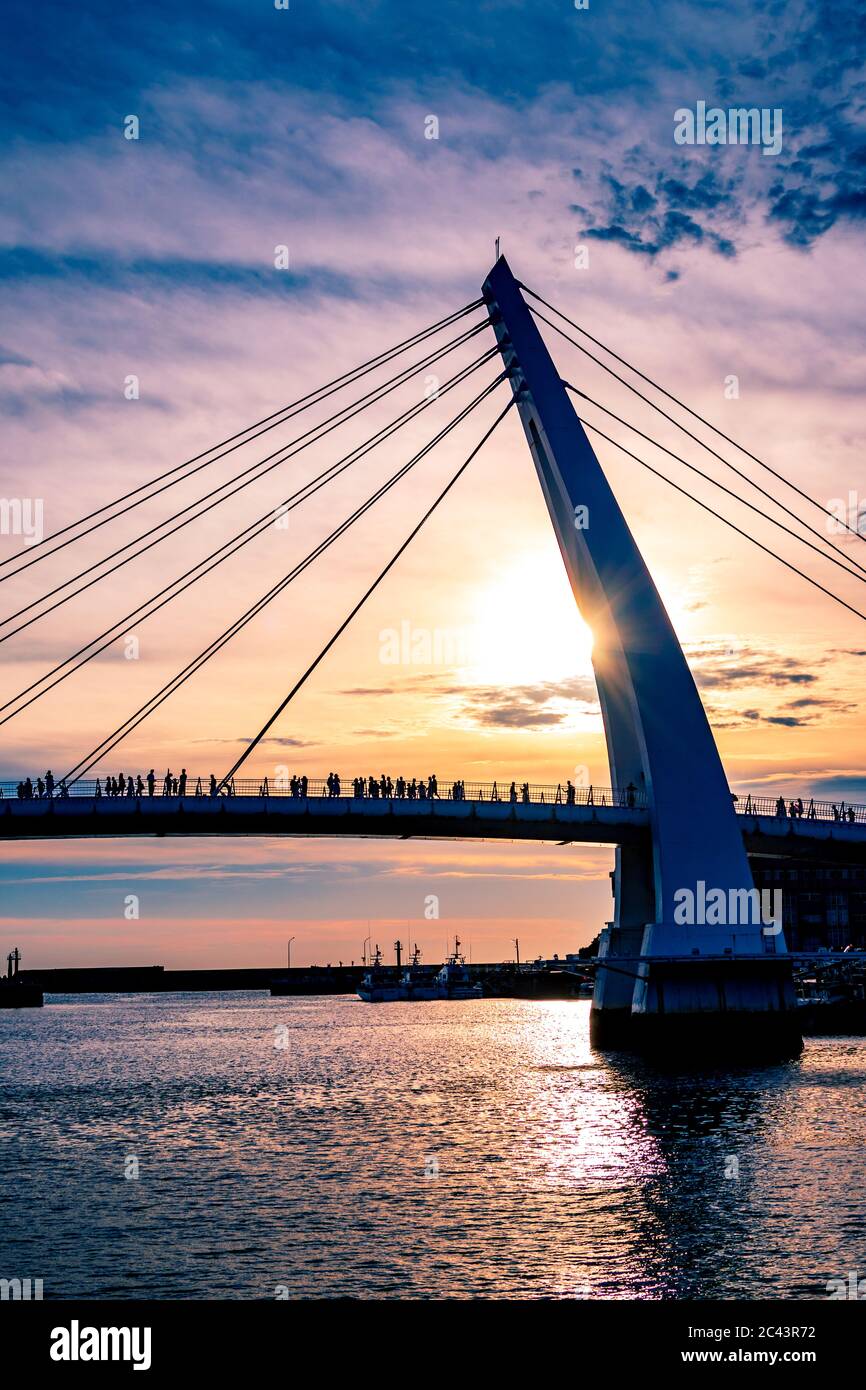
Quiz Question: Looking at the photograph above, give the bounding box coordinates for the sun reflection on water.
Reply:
[2,992,865,1299]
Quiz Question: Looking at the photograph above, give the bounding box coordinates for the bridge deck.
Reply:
[3,794,866,862]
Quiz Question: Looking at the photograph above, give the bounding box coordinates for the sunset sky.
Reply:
[2,0,865,967]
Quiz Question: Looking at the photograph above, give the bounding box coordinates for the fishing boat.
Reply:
[356,947,406,1002]
[432,939,482,1000]
[401,945,438,1000]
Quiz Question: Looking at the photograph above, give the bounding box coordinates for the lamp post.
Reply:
[287,936,296,970]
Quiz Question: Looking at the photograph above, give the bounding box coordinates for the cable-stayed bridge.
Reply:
[3,256,865,1059]
[5,781,866,867]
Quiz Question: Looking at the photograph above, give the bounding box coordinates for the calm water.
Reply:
[1,992,864,1300]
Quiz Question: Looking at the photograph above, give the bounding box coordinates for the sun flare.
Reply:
[463,550,595,688]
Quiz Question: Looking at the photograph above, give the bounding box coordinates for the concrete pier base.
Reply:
[591,956,802,1061]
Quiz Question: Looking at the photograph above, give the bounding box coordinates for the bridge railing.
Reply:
[1,776,640,808]
[3,779,865,824]
[731,794,866,824]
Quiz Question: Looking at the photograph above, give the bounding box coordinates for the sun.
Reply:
[462,549,595,688]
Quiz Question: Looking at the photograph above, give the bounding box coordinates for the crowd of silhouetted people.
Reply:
[772,794,858,823]
[14,772,68,800]
[6,772,861,823]
[8,770,620,807]
[12,769,220,800]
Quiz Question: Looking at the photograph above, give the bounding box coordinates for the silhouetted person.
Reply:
[147,769,156,797]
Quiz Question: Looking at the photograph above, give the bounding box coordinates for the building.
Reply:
[750,858,866,953]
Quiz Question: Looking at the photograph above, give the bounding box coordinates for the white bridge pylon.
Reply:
[482,256,800,1056]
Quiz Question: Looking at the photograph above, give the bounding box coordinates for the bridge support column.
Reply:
[590,844,652,1048]
[482,256,802,1062]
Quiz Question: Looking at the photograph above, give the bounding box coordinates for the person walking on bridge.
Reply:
[147,769,156,797]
